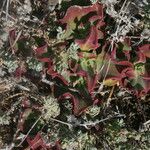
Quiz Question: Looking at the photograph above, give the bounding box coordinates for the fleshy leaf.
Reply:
[136,52,146,63]
[59,92,91,115]
[75,26,100,51]
[122,38,132,51]
[122,38,132,60]
[47,67,69,85]
[60,2,103,38]
[119,62,150,96]
[78,52,97,58]
[34,44,47,56]
[78,57,99,93]
[103,78,119,86]
[87,73,99,93]
[138,44,150,58]
[35,57,69,86]
[27,133,50,150]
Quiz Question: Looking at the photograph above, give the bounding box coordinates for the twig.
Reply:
[49,117,73,129]
[2,10,17,21]
[49,114,125,129]
[97,0,131,94]
[95,41,114,95]
[1,98,22,120]
[41,78,54,86]
[12,30,22,48]
[14,113,125,147]
[15,84,30,92]
[106,85,115,107]
[125,36,150,39]
[0,0,7,16]
[17,115,42,147]
[79,114,125,129]
[6,0,10,21]
[9,30,22,53]
[144,120,150,126]
[101,41,114,87]
[114,0,130,40]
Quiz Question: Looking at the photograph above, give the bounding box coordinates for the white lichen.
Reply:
[4,60,18,73]
[26,57,43,72]
[56,26,66,40]
[85,105,100,117]
[68,42,79,61]
[42,96,60,121]
[90,0,98,4]
[62,131,97,150]
[0,115,11,125]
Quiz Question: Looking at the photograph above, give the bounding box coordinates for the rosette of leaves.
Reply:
[60,2,105,51]
[110,43,150,96]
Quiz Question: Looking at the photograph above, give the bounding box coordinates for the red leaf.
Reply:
[138,44,150,58]
[87,73,99,93]
[27,133,50,150]
[47,68,69,85]
[34,44,47,56]
[119,64,150,96]
[60,2,103,37]
[139,44,150,51]
[59,92,79,115]
[141,76,150,92]
[121,67,135,79]
[78,52,97,58]
[76,70,87,77]
[38,58,51,63]
[60,2,102,25]
[75,26,100,51]
[54,140,62,150]
[38,57,69,85]
[136,52,146,63]
[114,60,133,67]
[59,92,89,115]
[14,65,26,78]
[68,60,79,73]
